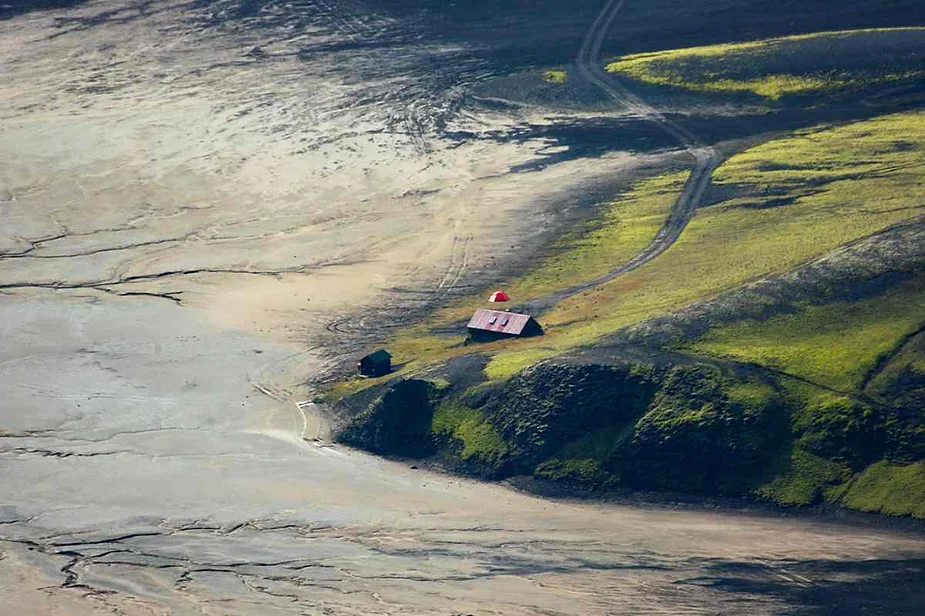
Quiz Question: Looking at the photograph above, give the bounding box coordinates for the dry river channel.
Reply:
[2,1,923,614]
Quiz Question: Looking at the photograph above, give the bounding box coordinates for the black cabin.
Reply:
[358,349,392,377]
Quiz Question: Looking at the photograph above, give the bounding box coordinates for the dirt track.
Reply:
[526,0,719,312]
[1,1,924,614]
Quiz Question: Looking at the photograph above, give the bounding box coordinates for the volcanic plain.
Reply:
[2,0,924,614]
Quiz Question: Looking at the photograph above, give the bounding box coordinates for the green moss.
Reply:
[688,279,925,392]
[866,330,925,405]
[726,380,778,409]
[479,361,659,472]
[534,458,613,485]
[542,69,567,85]
[793,393,888,469]
[432,402,508,464]
[605,28,925,100]
[835,461,925,519]
[558,425,635,462]
[757,448,853,506]
[617,367,787,494]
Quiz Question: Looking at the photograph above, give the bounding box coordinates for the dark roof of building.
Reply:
[363,349,392,363]
[467,309,533,335]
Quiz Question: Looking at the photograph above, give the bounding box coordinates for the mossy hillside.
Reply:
[482,112,925,378]
[687,276,925,393]
[786,383,925,478]
[476,356,922,514]
[865,330,925,462]
[336,359,790,494]
[676,269,924,473]
[335,349,924,516]
[665,264,924,510]
[330,111,925,517]
[613,367,786,494]
[446,361,787,495]
[431,401,508,468]
[756,448,854,506]
[474,361,660,472]
[834,461,925,519]
[866,329,925,411]
[605,28,925,101]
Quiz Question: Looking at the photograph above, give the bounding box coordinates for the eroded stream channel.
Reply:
[2,1,923,614]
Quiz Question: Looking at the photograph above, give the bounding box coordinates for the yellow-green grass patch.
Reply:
[687,278,925,393]
[542,69,568,85]
[483,111,925,375]
[432,402,508,463]
[757,448,853,506]
[605,28,925,100]
[833,460,925,519]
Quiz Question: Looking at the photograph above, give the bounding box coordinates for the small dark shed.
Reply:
[358,349,392,377]
[467,309,543,341]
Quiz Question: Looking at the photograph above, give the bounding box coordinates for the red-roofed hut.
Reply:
[467,309,542,341]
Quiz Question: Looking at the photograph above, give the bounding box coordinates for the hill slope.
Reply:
[328,31,925,519]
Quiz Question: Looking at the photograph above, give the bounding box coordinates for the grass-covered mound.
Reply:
[336,360,790,493]
[605,28,925,101]
[334,239,925,517]
[328,105,925,519]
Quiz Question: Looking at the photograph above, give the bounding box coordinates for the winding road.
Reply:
[529,0,719,311]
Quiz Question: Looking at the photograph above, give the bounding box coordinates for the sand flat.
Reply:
[1,1,923,614]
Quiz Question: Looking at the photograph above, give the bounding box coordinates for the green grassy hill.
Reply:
[329,34,925,519]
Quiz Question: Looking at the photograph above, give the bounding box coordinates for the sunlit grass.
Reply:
[757,448,853,506]
[482,111,925,376]
[605,27,925,100]
[834,460,925,518]
[542,69,568,85]
[688,278,925,392]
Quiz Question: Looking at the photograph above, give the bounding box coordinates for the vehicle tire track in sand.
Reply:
[528,0,719,312]
[439,233,472,294]
[323,230,471,339]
